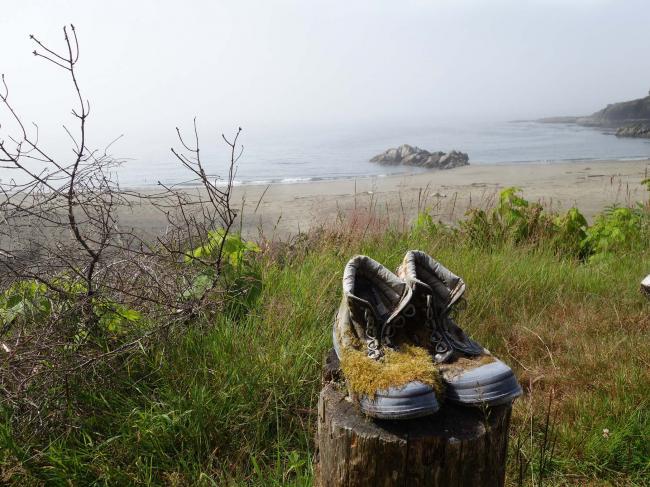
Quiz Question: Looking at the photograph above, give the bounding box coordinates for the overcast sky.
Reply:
[2,0,650,159]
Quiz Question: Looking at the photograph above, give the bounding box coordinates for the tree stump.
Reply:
[316,350,513,487]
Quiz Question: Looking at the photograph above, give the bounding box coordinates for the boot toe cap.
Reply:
[444,359,522,406]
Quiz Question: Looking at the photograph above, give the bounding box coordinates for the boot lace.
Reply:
[425,295,453,363]
[427,294,482,359]
[382,314,406,350]
[364,308,382,359]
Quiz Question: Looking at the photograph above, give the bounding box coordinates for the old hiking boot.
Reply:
[397,250,522,406]
[333,255,441,419]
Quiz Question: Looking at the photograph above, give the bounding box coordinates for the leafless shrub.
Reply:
[0,25,244,431]
[0,26,123,305]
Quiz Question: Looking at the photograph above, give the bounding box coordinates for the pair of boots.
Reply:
[333,250,522,420]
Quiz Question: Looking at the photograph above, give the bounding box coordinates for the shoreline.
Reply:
[124,156,650,191]
[117,158,650,239]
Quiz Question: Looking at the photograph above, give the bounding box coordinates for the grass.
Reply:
[1,205,649,486]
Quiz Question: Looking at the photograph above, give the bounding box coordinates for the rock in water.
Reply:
[372,147,400,164]
[616,123,650,138]
[439,150,469,169]
[370,144,469,169]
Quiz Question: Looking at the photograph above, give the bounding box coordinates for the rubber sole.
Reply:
[443,359,523,406]
[359,381,440,419]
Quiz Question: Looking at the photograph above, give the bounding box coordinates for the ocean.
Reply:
[5,121,650,188]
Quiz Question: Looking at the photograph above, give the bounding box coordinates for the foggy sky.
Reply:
[2,0,650,160]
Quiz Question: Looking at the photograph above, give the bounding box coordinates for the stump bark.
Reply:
[316,350,512,487]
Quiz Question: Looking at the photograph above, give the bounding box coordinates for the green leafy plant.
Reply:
[553,207,589,259]
[183,230,261,308]
[497,186,529,223]
[185,229,260,267]
[0,276,143,342]
[496,187,550,243]
[582,206,643,261]
[0,280,51,333]
[95,300,142,334]
[411,211,438,237]
[461,187,552,247]
[459,185,649,262]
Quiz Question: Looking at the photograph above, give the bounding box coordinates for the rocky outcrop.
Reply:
[370,144,469,169]
[583,93,650,127]
[539,91,650,129]
[616,123,650,138]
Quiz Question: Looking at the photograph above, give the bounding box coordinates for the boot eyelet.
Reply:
[403,304,416,318]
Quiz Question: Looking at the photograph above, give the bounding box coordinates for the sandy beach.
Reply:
[120,159,650,239]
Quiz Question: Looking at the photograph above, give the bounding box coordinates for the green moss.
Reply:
[340,345,443,398]
[333,322,362,351]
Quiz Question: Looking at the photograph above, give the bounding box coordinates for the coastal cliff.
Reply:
[539,90,650,138]
[581,92,650,127]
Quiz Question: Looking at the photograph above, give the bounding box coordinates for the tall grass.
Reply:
[1,190,649,486]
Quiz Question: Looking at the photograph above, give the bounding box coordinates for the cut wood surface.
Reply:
[316,349,512,487]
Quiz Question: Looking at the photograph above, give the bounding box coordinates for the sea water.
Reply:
[5,121,650,188]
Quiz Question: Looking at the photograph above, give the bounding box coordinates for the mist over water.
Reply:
[117,122,650,187]
[2,1,650,188]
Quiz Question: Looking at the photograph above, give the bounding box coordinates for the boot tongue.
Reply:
[425,272,463,310]
[404,251,465,311]
[371,287,391,322]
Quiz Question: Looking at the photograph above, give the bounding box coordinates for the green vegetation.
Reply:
[1,187,649,486]
[458,186,649,262]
